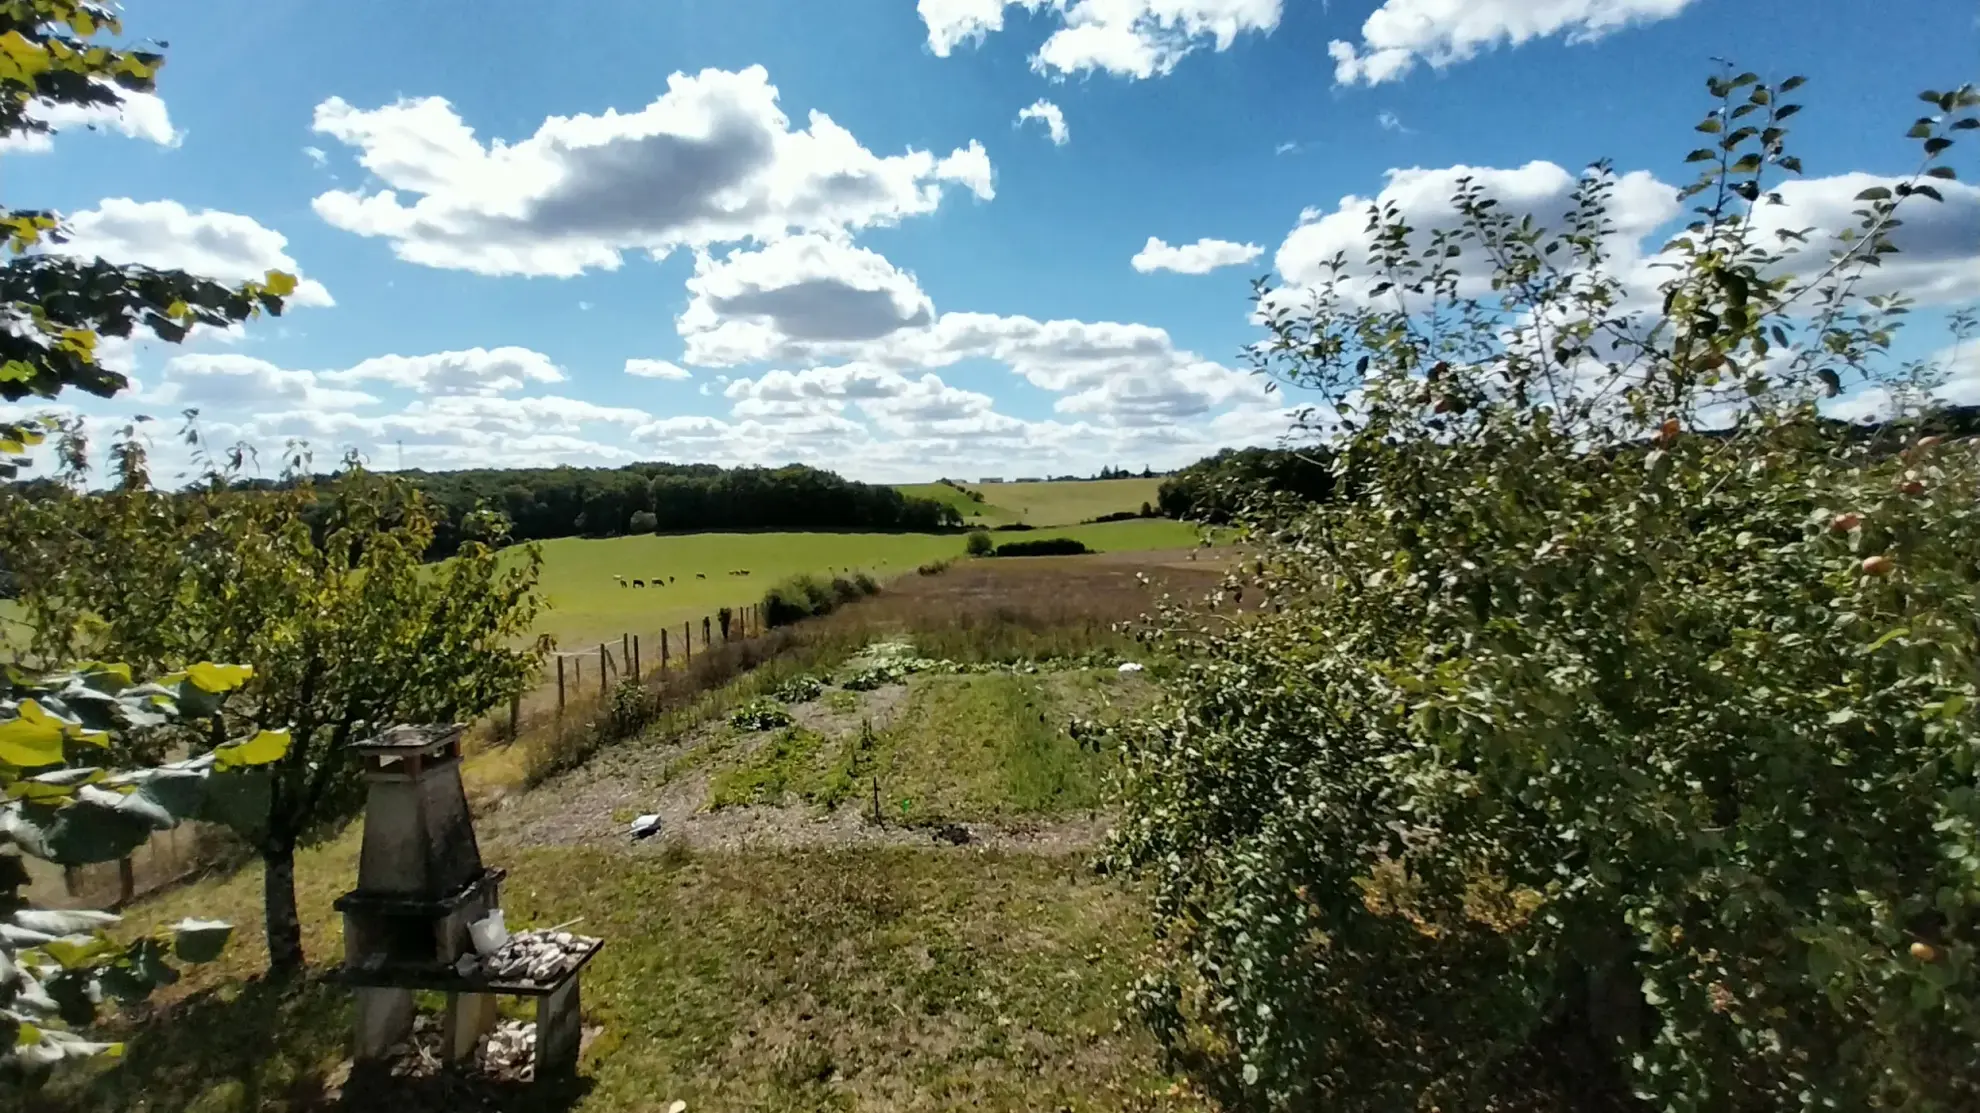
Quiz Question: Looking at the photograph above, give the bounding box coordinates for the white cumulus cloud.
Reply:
[320,347,566,395]
[1330,0,1702,86]
[1,88,178,153]
[922,0,1281,79]
[53,199,335,308]
[1016,99,1070,145]
[1131,235,1263,274]
[678,234,937,367]
[626,358,693,380]
[309,66,994,277]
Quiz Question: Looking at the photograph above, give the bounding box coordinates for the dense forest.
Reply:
[403,463,963,556]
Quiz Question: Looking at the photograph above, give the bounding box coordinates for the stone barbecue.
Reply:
[334,723,602,1080]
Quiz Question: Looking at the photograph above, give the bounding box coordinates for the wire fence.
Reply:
[496,602,767,737]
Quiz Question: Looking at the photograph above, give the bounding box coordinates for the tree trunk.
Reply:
[263,841,305,975]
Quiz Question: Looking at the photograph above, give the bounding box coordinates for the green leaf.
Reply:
[170,918,233,963]
[212,729,291,772]
[183,662,253,694]
[1854,186,1893,202]
[39,934,119,969]
[0,703,66,767]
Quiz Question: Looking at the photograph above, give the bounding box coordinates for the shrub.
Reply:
[728,697,794,731]
[775,674,824,703]
[629,509,658,533]
[993,538,1091,557]
[965,529,995,556]
[916,559,952,576]
[762,571,881,628]
[762,577,820,627]
[602,677,654,741]
[991,522,1035,532]
[717,605,734,640]
[1111,74,1980,1111]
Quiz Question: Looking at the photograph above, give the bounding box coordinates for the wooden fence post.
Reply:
[633,634,641,676]
[557,656,567,714]
[622,633,631,673]
[598,644,609,694]
[684,621,692,662]
[118,858,135,906]
[573,657,581,695]
[661,629,669,669]
[703,616,711,648]
[508,693,520,739]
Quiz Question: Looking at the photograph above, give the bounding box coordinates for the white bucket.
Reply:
[469,909,509,956]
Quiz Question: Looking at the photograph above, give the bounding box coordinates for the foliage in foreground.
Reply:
[1113,75,1980,1110]
[1,660,288,1083]
[0,1,293,447]
[1,429,547,974]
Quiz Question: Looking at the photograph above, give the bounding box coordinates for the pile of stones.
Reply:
[454,928,599,985]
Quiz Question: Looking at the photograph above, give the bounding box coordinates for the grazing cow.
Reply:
[740,569,750,576]
[669,576,676,584]
[633,579,645,588]
[614,575,626,587]
[695,572,706,580]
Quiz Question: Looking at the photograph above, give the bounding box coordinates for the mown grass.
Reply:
[694,670,1155,828]
[39,850,1207,1113]
[873,672,1135,825]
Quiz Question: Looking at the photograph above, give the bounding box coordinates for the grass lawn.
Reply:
[47,848,1203,1113]
[511,519,1203,651]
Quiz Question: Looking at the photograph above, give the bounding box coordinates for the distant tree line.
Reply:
[1159,405,1980,525]
[400,463,963,556]
[0,461,964,566]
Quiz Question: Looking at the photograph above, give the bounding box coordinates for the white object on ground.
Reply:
[668,1102,688,1113]
[1117,662,1145,673]
[631,813,663,839]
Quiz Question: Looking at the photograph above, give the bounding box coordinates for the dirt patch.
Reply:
[480,677,1114,857]
[786,679,911,740]
[630,806,1107,855]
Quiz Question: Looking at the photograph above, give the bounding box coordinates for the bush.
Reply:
[762,571,881,628]
[1111,75,1980,1111]
[762,576,820,627]
[629,509,658,534]
[916,559,951,576]
[991,522,1035,532]
[728,697,794,731]
[993,537,1090,557]
[965,529,995,556]
[775,674,824,703]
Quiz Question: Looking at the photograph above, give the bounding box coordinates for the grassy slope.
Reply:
[896,478,1165,528]
[894,483,1017,527]
[512,520,1201,650]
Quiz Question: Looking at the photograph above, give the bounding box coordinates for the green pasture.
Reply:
[513,517,1201,650]
[898,477,1165,527]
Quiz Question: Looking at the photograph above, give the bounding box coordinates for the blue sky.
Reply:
[6,0,1978,482]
